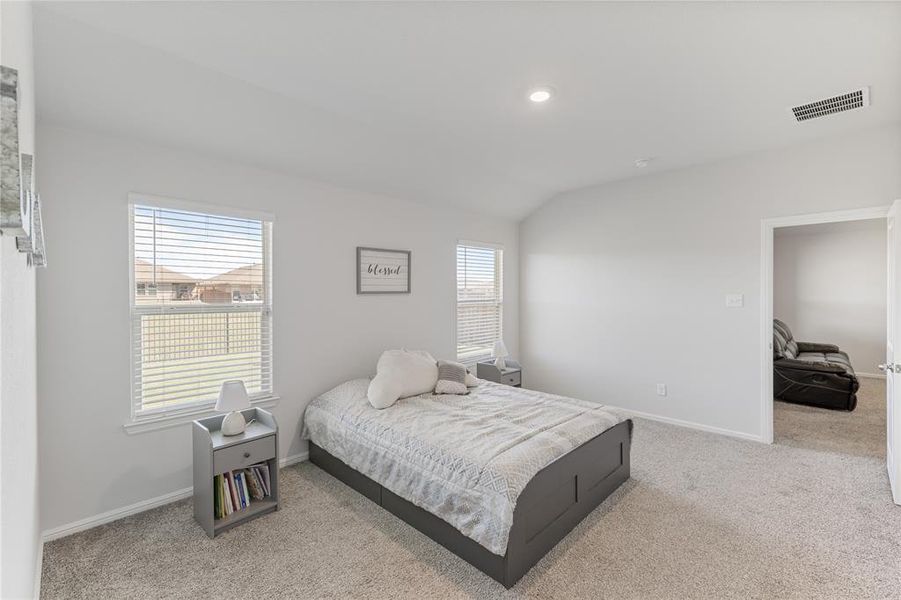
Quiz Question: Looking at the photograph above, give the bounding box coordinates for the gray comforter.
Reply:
[301,378,625,555]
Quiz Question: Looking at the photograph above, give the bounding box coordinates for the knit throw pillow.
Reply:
[435,360,468,395]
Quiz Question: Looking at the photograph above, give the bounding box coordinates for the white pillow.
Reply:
[366,374,405,410]
[465,370,479,387]
[367,349,438,409]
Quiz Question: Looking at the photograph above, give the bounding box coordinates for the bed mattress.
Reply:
[301,378,625,555]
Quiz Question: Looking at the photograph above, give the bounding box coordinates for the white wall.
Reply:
[774,220,886,376]
[0,2,41,598]
[35,123,519,533]
[520,126,901,440]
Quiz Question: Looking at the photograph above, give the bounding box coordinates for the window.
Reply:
[130,200,273,419]
[456,242,503,365]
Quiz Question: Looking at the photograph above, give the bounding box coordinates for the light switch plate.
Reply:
[725,294,744,308]
[656,383,667,396]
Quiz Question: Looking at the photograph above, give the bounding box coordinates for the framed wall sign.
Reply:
[357,247,411,294]
[0,65,28,237]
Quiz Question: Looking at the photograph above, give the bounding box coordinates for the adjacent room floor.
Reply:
[775,377,885,459]
[41,399,901,600]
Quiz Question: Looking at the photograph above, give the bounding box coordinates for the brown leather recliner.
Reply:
[773,319,859,411]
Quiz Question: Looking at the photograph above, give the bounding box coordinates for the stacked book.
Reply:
[214,463,272,519]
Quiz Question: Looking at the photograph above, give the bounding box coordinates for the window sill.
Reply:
[459,355,491,368]
[123,395,280,435]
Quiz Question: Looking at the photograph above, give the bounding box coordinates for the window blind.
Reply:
[456,243,503,365]
[130,203,273,416]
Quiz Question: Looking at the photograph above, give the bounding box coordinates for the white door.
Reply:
[883,200,901,504]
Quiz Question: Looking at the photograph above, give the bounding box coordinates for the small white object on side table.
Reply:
[217,380,251,436]
[492,340,509,370]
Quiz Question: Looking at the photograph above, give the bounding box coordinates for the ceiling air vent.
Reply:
[791,87,870,122]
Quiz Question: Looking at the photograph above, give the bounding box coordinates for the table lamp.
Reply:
[493,340,509,370]
[217,380,251,436]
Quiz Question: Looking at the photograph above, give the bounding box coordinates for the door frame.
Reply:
[760,205,890,444]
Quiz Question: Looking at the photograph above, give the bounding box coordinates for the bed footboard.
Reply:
[504,419,632,586]
[308,418,632,589]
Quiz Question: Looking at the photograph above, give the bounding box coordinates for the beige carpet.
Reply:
[42,391,901,599]
[775,377,885,459]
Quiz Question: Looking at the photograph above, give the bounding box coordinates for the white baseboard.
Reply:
[42,451,309,543]
[614,406,765,443]
[33,537,44,600]
[280,451,309,468]
[857,372,886,380]
[42,485,194,542]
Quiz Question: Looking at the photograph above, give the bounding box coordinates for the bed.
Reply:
[302,378,632,588]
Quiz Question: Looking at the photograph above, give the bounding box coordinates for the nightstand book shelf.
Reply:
[193,407,279,538]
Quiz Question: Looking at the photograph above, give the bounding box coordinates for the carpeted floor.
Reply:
[42,383,901,599]
[775,376,885,459]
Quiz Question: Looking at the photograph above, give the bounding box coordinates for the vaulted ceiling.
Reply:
[34,1,901,218]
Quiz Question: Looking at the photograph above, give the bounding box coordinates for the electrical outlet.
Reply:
[656,383,667,397]
[725,293,744,308]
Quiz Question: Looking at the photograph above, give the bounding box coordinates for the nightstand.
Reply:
[477,360,522,388]
[192,407,279,537]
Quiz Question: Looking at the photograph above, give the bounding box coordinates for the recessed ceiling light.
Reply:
[634,158,651,168]
[529,87,553,103]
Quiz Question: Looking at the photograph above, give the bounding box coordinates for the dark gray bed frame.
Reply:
[309,419,632,589]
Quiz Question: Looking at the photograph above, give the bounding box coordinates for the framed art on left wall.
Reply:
[357,247,411,294]
[0,65,28,237]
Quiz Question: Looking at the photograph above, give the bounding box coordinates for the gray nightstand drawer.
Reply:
[214,435,276,474]
[502,371,521,386]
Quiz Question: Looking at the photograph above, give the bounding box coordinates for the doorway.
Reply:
[772,218,886,457]
[761,207,889,443]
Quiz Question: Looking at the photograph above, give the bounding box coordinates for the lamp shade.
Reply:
[216,380,251,412]
[492,340,509,359]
